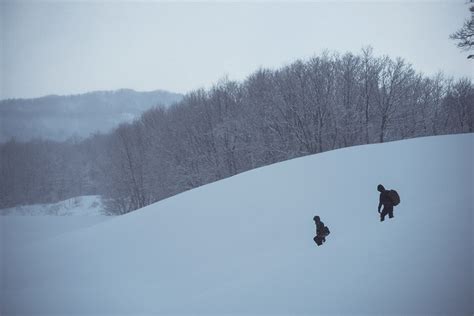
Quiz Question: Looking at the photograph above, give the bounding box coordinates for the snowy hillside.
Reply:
[0,195,105,216]
[2,134,473,315]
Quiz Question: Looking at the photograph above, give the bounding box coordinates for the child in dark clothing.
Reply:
[313,216,330,246]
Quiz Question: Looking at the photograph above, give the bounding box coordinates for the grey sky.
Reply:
[1,0,473,100]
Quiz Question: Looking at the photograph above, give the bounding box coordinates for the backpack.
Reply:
[387,190,400,206]
[323,226,330,236]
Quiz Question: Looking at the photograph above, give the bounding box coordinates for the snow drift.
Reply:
[1,134,473,315]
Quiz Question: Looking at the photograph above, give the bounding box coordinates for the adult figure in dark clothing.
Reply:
[378,184,394,222]
[313,216,330,246]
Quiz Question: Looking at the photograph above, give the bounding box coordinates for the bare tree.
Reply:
[450,1,474,58]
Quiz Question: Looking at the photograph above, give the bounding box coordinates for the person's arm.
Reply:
[378,194,382,213]
[316,222,323,234]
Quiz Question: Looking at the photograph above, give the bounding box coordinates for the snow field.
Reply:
[1,134,473,315]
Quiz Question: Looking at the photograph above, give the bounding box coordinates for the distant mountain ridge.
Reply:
[0,89,183,142]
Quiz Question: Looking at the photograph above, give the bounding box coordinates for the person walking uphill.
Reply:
[377,184,400,222]
[313,216,330,246]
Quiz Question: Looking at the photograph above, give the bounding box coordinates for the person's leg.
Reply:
[388,208,394,218]
[380,208,387,221]
[314,236,323,246]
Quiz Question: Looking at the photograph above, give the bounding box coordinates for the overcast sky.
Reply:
[1,0,473,100]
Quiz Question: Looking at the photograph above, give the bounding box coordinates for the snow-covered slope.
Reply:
[2,134,473,315]
[0,195,105,216]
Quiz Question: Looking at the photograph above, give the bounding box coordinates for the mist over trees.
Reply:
[1,49,472,213]
[0,136,105,208]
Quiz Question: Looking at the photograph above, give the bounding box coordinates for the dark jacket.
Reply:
[316,220,326,235]
[378,190,394,212]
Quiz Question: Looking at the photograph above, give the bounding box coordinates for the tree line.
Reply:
[1,49,472,213]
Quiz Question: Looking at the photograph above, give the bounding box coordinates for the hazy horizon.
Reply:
[0,87,183,102]
[1,0,473,100]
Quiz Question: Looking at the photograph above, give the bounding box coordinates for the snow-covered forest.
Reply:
[1,49,472,213]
